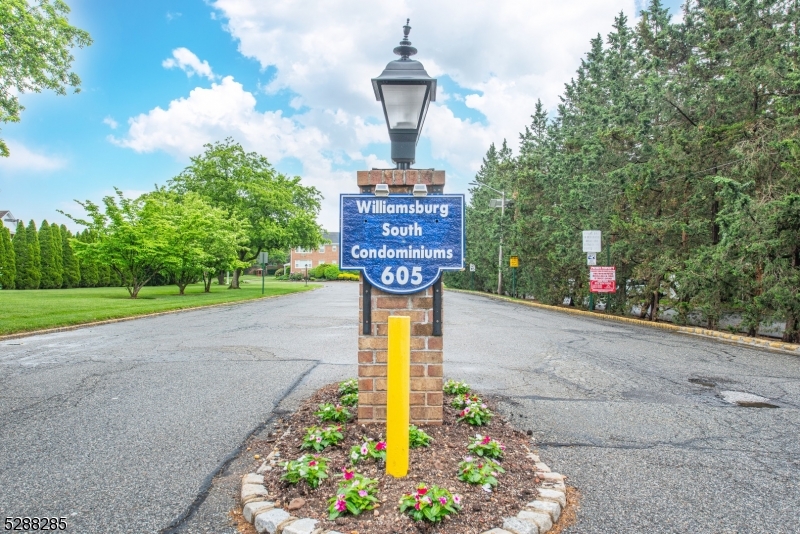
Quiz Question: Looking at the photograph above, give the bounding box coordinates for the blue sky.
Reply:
[0,0,684,232]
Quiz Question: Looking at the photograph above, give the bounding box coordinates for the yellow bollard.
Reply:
[386,315,410,478]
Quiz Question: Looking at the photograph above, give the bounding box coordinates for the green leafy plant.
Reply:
[457,457,505,490]
[338,378,358,396]
[315,403,352,423]
[349,438,386,465]
[340,392,358,406]
[399,483,462,522]
[409,425,432,448]
[328,469,380,519]
[301,425,344,452]
[467,434,505,459]
[443,379,470,395]
[280,454,329,489]
[450,393,481,409]
[457,398,493,426]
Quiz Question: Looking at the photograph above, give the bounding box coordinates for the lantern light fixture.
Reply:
[372,20,437,169]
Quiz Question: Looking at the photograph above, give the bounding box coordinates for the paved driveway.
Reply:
[1,283,798,533]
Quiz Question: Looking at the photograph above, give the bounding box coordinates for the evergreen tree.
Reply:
[26,220,41,289]
[50,222,64,287]
[12,221,30,288]
[60,224,80,288]
[0,226,15,289]
[39,220,60,289]
[76,230,98,287]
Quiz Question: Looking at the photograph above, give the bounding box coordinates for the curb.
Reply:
[447,288,800,356]
[238,437,568,534]
[0,287,320,342]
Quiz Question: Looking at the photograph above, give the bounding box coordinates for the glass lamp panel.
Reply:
[381,84,427,130]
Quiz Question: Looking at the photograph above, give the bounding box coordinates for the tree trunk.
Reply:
[203,272,213,292]
[784,314,799,343]
[178,283,187,295]
[217,270,225,285]
[649,276,661,321]
[229,267,242,289]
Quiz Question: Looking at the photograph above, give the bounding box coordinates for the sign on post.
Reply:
[587,253,597,266]
[590,266,616,293]
[340,194,465,294]
[257,251,268,264]
[582,230,601,253]
[509,256,519,268]
[469,263,475,272]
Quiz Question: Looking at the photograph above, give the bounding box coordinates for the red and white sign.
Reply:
[590,266,616,293]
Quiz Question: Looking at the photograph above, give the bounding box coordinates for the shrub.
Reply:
[466,434,505,459]
[323,264,340,280]
[409,425,432,448]
[349,438,386,465]
[457,457,504,490]
[399,484,462,522]
[315,403,352,423]
[281,454,329,489]
[337,273,360,281]
[301,425,344,452]
[328,469,380,519]
[443,379,470,395]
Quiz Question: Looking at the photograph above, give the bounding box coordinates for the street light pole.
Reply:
[470,181,506,295]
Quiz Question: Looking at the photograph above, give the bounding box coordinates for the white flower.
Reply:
[482,484,493,493]
[475,434,483,440]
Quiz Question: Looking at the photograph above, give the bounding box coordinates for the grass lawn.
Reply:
[0,275,320,336]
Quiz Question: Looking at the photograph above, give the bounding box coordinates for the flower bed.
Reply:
[245,382,547,533]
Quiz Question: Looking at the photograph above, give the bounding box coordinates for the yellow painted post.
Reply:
[386,315,410,478]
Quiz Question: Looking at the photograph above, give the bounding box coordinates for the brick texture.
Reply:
[357,170,446,425]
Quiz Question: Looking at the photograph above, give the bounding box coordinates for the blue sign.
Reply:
[340,194,465,294]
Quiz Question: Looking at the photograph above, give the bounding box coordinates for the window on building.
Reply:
[331,260,338,265]
[319,245,326,253]
[332,245,337,252]
[296,247,306,253]
[295,260,312,269]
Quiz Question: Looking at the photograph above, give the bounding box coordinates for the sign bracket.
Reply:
[362,278,372,335]
[432,276,442,336]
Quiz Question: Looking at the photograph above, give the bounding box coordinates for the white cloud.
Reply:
[103,116,118,129]
[0,141,66,172]
[117,1,641,228]
[162,47,216,80]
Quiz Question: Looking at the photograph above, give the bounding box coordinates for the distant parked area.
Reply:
[0,276,317,336]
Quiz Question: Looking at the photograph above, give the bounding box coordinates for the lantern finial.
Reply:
[393,19,417,59]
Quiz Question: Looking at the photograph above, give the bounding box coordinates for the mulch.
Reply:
[243,383,546,534]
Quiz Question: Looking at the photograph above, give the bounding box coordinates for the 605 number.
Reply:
[381,266,422,286]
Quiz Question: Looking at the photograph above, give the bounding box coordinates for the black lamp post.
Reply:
[372,20,437,169]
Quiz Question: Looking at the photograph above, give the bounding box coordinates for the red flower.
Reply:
[481,436,491,445]
[309,460,317,466]
[376,441,386,451]
[417,486,428,496]
[342,468,354,480]
[414,501,421,510]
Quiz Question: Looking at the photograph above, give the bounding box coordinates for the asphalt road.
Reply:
[1,283,798,533]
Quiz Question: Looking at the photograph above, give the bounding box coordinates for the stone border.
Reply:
[238,434,568,533]
[0,287,320,342]
[447,288,800,356]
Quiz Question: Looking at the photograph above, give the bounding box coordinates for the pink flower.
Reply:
[361,443,369,455]
[414,502,421,510]
[309,460,317,467]
[376,441,386,451]
[316,436,323,442]
[481,436,491,445]
[342,468,354,480]
[463,407,471,414]
[453,494,462,505]
[439,496,448,505]
[335,498,346,512]
[358,490,368,497]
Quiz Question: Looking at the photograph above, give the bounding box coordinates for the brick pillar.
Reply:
[356,169,446,425]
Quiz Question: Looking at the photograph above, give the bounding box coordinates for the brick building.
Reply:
[289,230,340,273]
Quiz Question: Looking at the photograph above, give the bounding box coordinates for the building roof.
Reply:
[323,231,340,244]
